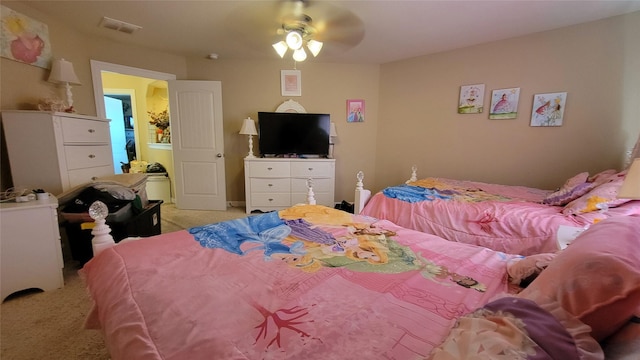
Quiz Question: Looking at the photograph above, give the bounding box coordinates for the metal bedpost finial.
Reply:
[356,171,364,190]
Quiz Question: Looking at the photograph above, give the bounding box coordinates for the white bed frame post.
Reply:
[354,171,371,214]
[406,165,418,183]
[91,217,116,257]
[306,178,316,205]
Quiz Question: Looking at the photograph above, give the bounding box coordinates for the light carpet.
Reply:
[0,203,248,360]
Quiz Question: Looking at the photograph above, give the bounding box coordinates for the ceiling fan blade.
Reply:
[225,0,364,54]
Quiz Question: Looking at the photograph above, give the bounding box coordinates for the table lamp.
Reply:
[48,58,81,111]
[239,117,258,159]
[329,122,338,158]
[618,158,640,199]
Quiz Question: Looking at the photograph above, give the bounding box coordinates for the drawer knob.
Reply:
[88,154,96,158]
[91,176,98,180]
[308,167,313,171]
[268,198,273,202]
[88,129,96,133]
[267,167,273,170]
[268,183,273,187]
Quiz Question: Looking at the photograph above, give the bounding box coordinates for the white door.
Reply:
[105,96,128,174]
[168,80,227,210]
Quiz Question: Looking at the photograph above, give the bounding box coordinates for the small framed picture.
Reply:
[489,87,520,119]
[458,84,485,114]
[347,99,365,122]
[281,70,301,96]
[530,92,567,127]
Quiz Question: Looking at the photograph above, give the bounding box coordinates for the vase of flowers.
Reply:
[148,109,170,143]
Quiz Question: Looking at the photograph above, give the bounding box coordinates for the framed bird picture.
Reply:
[530,92,567,127]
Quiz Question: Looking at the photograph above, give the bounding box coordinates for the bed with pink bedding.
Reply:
[78,204,640,360]
[360,169,640,256]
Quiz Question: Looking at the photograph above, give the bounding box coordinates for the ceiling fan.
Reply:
[225,0,365,61]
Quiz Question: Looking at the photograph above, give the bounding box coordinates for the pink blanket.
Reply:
[362,178,640,255]
[82,205,519,359]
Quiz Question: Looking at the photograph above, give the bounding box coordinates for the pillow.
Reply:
[588,168,618,184]
[543,172,593,206]
[517,215,640,341]
[562,173,631,215]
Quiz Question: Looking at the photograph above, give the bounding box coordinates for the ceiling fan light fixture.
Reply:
[306,39,323,57]
[292,48,307,62]
[272,41,288,58]
[286,31,303,50]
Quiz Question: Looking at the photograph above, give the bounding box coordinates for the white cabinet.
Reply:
[244,158,335,214]
[1,111,114,195]
[1,196,64,302]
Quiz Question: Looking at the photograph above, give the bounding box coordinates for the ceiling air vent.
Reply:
[99,16,142,34]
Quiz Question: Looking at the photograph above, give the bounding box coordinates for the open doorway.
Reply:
[90,60,176,202]
[105,92,136,173]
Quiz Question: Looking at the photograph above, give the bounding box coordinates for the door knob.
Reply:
[216,153,223,158]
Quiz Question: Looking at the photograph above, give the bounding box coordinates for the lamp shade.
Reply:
[48,58,81,85]
[330,122,338,137]
[618,158,640,199]
[239,117,257,135]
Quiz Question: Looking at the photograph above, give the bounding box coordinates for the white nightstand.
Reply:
[0,196,64,302]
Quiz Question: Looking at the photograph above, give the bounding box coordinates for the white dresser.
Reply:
[1,111,114,195]
[0,196,64,302]
[244,158,335,214]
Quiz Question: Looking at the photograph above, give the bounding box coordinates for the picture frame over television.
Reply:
[281,70,301,97]
[258,112,330,157]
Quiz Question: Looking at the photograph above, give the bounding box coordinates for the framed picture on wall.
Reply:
[0,5,52,69]
[281,70,301,96]
[458,84,485,114]
[347,99,365,122]
[530,92,567,127]
[489,87,520,119]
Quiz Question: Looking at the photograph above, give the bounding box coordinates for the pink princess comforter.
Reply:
[81,205,534,359]
[361,177,640,255]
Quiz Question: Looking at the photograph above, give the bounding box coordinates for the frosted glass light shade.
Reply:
[292,48,307,62]
[618,158,640,199]
[272,41,287,58]
[286,31,303,50]
[307,40,323,57]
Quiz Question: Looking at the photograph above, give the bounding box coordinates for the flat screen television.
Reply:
[258,112,330,157]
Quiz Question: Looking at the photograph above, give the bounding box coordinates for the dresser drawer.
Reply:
[248,161,290,177]
[60,117,111,144]
[291,178,332,193]
[68,165,114,188]
[64,145,113,170]
[291,161,333,177]
[250,193,291,207]
[250,178,291,193]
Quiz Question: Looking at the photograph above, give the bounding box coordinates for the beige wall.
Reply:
[184,58,379,204]
[375,11,640,192]
[2,1,638,205]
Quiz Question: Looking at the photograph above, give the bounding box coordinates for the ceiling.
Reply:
[15,0,640,64]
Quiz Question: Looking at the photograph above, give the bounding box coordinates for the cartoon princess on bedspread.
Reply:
[189,204,487,291]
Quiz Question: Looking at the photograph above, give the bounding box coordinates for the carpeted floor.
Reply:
[0,203,247,359]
